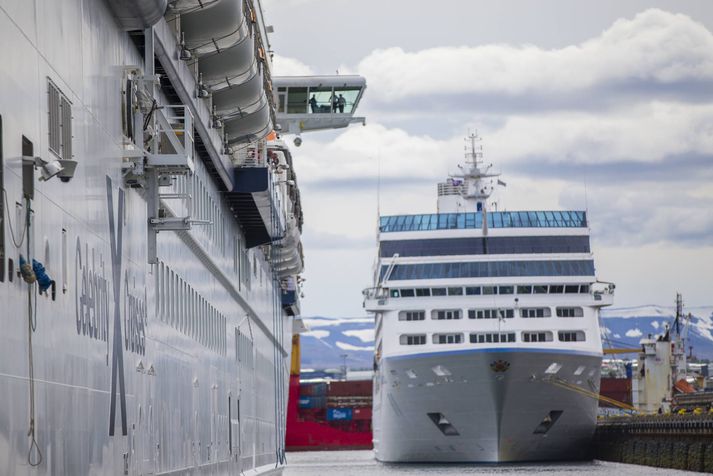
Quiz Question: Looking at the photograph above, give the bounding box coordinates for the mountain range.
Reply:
[299,305,713,371]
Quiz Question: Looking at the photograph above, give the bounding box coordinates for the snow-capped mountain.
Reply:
[299,306,713,371]
[600,305,713,360]
[300,317,375,370]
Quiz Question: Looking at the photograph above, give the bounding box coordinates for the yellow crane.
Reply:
[603,348,640,355]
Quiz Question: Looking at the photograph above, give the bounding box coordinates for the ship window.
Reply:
[564,285,579,294]
[47,79,72,161]
[390,289,400,298]
[470,332,515,344]
[465,286,481,295]
[433,333,463,344]
[332,87,361,114]
[498,285,514,295]
[432,309,461,320]
[383,260,595,280]
[415,288,431,297]
[533,285,548,294]
[400,288,415,297]
[400,334,426,345]
[579,284,590,293]
[431,287,447,296]
[520,307,551,318]
[287,86,308,113]
[558,331,586,342]
[399,311,425,321]
[556,307,584,318]
[447,287,463,296]
[517,285,532,294]
[549,285,564,294]
[482,285,497,295]
[522,331,554,343]
[468,309,514,319]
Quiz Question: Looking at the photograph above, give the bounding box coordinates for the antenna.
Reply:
[583,162,589,214]
[376,150,381,218]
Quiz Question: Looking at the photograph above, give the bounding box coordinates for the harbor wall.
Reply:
[595,415,713,473]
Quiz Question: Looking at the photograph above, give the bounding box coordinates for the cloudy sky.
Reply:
[262,0,713,317]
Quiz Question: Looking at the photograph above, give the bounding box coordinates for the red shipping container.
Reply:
[600,377,632,406]
[328,380,373,397]
[352,407,372,420]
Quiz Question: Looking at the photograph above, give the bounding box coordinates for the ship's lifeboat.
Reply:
[109,0,167,30]
[224,99,273,145]
[212,67,266,117]
[199,35,258,91]
[180,0,249,57]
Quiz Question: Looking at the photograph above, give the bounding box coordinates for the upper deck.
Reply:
[379,211,587,233]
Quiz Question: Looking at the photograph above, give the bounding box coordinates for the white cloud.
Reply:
[343,329,375,343]
[651,321,660,329]
[291,8,713,317]
[335,341,374,352]
[303,330,329,339]
[271,53,314,76]
[625,328,643,338]
[487,102,713,166]
[358,9,713,101]
[302,317,372,328]
[614,334,621,339]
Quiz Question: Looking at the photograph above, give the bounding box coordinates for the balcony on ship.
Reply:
[273,75,366,134]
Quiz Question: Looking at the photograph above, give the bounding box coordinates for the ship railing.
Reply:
[146,104,195,173]
[591,281,616,301]
[362,287,389,300]
[232,146,265,168]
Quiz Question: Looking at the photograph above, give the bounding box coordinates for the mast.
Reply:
[437,131,503,214]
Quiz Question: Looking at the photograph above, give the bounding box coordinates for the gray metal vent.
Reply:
[47,80,72,160]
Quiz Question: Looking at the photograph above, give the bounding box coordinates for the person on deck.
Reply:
[309,95,317,113]
[338,94,346,113]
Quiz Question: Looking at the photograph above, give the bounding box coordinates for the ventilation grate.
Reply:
[47,79,72,161]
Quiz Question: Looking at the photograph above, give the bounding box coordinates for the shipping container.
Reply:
[300,381,328,396]
[352,408,370,420]
[328,380,373,397]
[326,407,353,421]
[298,396,327,409]
[599,377,632,406]
[352,407,372,420]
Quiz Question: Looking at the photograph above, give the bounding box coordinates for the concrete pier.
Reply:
[595,414,713,473]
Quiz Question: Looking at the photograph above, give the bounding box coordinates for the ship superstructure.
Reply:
[0,0,341,474]
[364,134,614,462]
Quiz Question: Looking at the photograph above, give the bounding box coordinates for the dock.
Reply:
[595,414,713,472]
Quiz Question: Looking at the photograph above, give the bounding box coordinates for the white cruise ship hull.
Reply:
[373,349,601,463]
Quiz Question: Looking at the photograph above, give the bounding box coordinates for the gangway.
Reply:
[273,75,366,142]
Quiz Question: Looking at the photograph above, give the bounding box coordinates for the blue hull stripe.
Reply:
[384,347,603,361]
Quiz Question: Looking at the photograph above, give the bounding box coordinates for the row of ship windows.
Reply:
[389,284,590,298]
[384,260,594,281]
[400,330,585,345]
[400,307,584,321]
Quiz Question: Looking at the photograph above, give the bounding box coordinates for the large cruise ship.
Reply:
[0,1,364,474]
[364,134,615,463]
